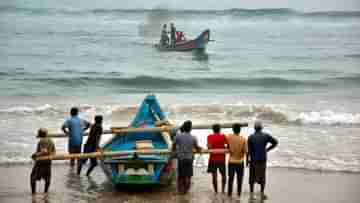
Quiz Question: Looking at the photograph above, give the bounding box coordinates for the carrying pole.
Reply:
[40,122,248,138]
[35,148,230,161]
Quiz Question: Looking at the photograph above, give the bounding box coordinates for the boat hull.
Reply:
[100,95,176,186]
[155,29,210,52]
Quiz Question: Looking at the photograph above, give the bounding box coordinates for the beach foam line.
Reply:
[1,103,359,126]
[294,110,360,125]
[1,157,359,173]
[0,104,56,114]
[2,6,359,19]
[13,76,326,89]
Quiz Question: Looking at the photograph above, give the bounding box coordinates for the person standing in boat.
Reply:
[207,124,227,193]
[172,120,202,194]
[170,23,176,47]
[62,107,90,168]
[247,121,278,200]
[160,24,169,47]
[30,128,56,194]
[176,31,186,42]
[77,115,103,176]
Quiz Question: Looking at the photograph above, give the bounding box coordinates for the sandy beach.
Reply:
[0,163,359,203]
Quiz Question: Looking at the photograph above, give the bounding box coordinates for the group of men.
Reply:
[30,107,103,194]
[160,23,186,47]
[173,120,278,199]
[30,107,278,200]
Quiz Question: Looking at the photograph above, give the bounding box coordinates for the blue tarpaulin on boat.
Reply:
[131,95,166,127]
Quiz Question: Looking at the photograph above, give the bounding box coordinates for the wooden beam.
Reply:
[44,130,113,138]
[35,148,230,161]
[42,122,248,138]
[191,122,248,129]
[110,126,173,134]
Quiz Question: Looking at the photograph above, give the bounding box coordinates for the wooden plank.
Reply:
[35,148,230,161]
[192,122,248,129]
[111,126,173,134]
[42,122,248,138]
[44,129,113,138]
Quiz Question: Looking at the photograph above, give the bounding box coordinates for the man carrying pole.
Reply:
[61,107,90,168]
[172,120,202,194]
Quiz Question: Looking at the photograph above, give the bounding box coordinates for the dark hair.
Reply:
[212,124,221,133]
[38,128,48,138]
[232,123,241,134]
[182,120,192,133]
[254,121,263,132]
[70,107,78,116]
[94,115,103,124]
[179,124,185,133]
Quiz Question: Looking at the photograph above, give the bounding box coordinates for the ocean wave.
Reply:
[0,152,359,173]
[3,70,124,80]
[295,111,360,125]
[0,70,29,77]
[344,54,360,58]
[122,103,360,126]
[331,74,360,85]
[0,72,10,76]
[305,11,360,18]
[1,101,359,126]
[252,68,340,76]
[269,161,360,173]
[15,75,326,89]
[1,6,359,20]
[0,104,57,114]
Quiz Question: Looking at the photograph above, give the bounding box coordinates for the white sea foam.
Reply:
[0,104,56,114]
[2,103,359,126]
[268,157,360,173]
[295,110,360,125]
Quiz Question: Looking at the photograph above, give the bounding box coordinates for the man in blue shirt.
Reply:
[62,107,90,168]
[247,121,278,199]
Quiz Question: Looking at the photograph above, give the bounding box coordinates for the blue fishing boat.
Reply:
[100,95,175,185]
[155,29,210,51]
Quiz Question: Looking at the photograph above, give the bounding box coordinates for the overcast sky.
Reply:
[118,0,360,11]
[5,0,360,11]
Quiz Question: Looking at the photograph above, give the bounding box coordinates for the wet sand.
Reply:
[0,163,359,203]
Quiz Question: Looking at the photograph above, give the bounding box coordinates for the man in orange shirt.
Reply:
[226,123,248,197]
[207,124,227,193]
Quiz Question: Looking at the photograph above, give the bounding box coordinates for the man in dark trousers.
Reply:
[78,115,103,176]
[170,23,176,47]
[172,120,202,194]
[247,121,278,199]
[30,128,56,194]
[226,123,247,197]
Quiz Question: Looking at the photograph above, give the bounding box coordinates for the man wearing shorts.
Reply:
[173,120,202,194]
[30,128,56,194]
[207,124,227,193]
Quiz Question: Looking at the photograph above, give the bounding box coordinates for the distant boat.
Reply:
[155,29,210,51]
[100,95,175,185]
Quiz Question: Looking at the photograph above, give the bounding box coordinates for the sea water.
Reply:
[0,2,360,172]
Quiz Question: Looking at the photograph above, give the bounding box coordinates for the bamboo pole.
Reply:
[35,148,229,161]
[191,122,248,129]
[42,122,248,138]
